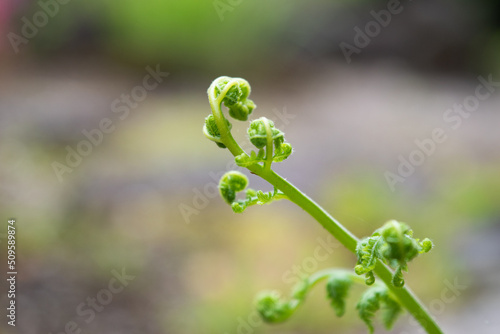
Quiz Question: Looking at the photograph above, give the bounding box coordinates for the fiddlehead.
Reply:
[235,117,292,169]
[255,270,326,323]
[326,271,354,317]
[218,171,249,204]
[253,220,432,332]
[248,117,284,149]
[355,220,433,287]
[203,114,232,148]
[255,281,308,323]
[356,286,403,333]
[213,76,256,121]
[205,76,257,155]
[218,171,288,213]
[255,269,402,333]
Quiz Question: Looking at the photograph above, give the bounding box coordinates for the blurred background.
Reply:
[1,0,500,333]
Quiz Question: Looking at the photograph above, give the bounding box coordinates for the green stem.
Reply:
[256,169,443,334]
[308,268,368,287]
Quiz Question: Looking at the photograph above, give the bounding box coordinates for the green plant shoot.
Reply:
[202,76,442,334]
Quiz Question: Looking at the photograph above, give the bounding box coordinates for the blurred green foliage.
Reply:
[24,0,299,73]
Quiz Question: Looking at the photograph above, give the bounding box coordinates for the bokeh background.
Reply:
[1,0,500,333]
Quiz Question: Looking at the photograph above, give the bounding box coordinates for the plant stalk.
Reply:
[256,169,443,334]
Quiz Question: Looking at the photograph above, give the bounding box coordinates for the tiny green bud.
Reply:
[234,153,252,167]
[248,117,284,149]
[231,201,246,213]
[326,272,353,317]
[203,114,232,148]
[228,99,256,121]
[246,188,257,198]
[273,142,293,163]
[420,238,433,253]
[355,220,434,288]
[219,171,249,204]
[212,76,256,121]
[354,265,364,275]
[255,291,293,323]
[357,286,402,333]
[379,221,420,263]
